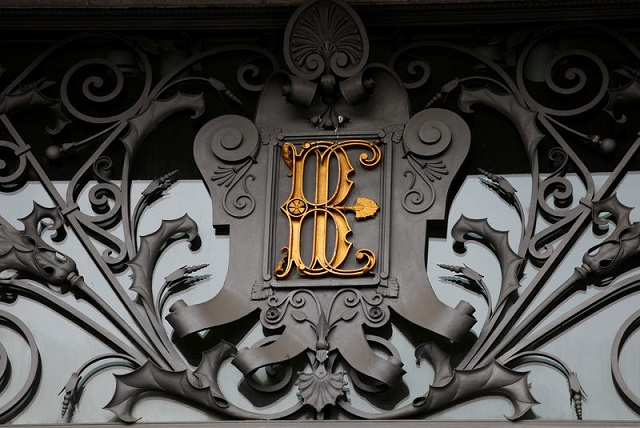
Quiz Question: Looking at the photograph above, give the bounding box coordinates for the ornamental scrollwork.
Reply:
[1,0,640,424]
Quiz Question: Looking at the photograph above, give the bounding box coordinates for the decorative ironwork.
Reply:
[1,0,640,424]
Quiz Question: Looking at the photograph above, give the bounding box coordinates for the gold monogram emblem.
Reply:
[275,140,382,278]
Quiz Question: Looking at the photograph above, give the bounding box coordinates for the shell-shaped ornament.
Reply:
[284,0,369,81]
[296,367,347,412]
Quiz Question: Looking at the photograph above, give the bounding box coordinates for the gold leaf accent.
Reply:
[352,197,379,220]
[276,140,380,278]
[282,142,294,175]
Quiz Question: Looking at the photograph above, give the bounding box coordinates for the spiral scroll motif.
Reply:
[403,117,452,159]
[66,156,124,239]
[60,56,150,124]
[518,46,609,116]
[206,115,259,163]
[261,290,316,328]
[237,64,267,92]
[611,308,640,414]
[388,56,432,90]
[86,182,123,228]
[343,290,387,327]
[0,141,28,190]
[0,311,41,422]
[402,169,434,214]
[401,109,463,214]
[197,115,261,218]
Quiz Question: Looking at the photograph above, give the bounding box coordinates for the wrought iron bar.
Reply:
[467,132,640,368]
[0,115,173,369]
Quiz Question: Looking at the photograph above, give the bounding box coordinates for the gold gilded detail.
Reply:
[275,140,382,279]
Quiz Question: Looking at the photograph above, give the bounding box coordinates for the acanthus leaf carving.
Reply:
[0,209,77,289]
[413,360,539,421]
[129,215,200,308]
[451,216,524,310]
[105,343,234,423]
[458,86,544,161]
[121,92,205,157]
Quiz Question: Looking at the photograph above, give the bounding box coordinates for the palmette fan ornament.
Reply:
[296,366,347,412]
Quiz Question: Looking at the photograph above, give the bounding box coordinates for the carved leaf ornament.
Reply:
[0,0,639,424]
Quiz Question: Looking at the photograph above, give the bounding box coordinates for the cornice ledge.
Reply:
[1,0,640,11]
[1,0,640,7]
[0,0,639,30]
